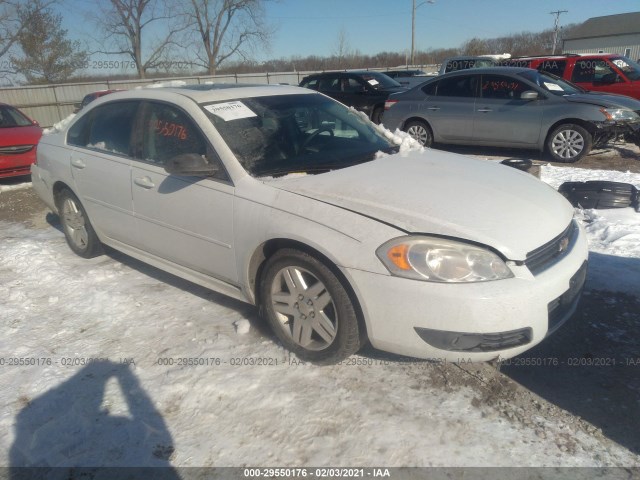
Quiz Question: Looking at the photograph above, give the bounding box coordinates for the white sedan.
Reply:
[31,84,588,364]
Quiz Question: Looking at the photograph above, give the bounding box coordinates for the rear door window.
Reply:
[68,101,138,156]
[435,75,478,97]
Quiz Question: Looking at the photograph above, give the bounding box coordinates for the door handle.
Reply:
[427,106,440,111]
[70,158,86,169]
[134,176,155,189]
[477,108,493,113]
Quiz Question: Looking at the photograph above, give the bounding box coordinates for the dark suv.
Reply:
[299,71,405,123]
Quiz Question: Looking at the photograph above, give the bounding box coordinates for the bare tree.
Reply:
[11,2,88,84]
[184,0,274,75]
[331,27,351,68]
[96,0,184,79]
[0,0,56,73]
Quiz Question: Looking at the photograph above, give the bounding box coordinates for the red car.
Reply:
[0,103,43,178]
[506,54,640,100]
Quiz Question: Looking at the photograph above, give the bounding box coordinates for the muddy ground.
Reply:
[1,145,639,463]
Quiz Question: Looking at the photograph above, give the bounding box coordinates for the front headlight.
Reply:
[599,108,639,122]
[376,236,513,283]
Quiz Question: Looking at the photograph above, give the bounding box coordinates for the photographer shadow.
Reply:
[9,360,180,479]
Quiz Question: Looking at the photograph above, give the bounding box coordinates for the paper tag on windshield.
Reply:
[544,82,563,91]
[204,101,257,121]
[367,79,379,86]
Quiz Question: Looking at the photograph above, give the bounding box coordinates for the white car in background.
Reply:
[31,84,588,364]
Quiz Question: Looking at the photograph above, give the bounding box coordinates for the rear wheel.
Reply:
[546,124,592,163]
[404,119,433,147]
[56,189,103,258]
[259,249,362,364]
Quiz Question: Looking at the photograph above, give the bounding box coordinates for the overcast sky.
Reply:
[58,0,640,61]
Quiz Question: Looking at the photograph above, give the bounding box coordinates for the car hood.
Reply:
[0,125,43,147]
[267,151,574,260]
[564,92,640,110]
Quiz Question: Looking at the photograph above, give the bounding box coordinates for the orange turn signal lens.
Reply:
[387,244,411,270]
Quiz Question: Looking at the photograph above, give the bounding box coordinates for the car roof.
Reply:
[303,70,388,78]
[91,83,315,104]
[442,56,499,61]
[437,66,534,76]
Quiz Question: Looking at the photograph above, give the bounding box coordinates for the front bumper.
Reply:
[344,222,589,362]
[0,151,35,178]
[594,120,640,148]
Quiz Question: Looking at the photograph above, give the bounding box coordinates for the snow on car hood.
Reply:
[267,151,574,260]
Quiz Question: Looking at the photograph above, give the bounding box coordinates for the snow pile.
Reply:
[374,125,424,155]
[542,164,640,295]
[0,181,31,193]
[541,164,640,190]
[1,220,638,467]
[43,113,76,135]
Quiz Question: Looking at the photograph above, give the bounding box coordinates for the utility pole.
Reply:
[411,0,435,66]
[550,10,568,54]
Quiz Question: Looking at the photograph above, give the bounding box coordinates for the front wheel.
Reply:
[546,124,592,163]
[404,120,433,147]
[259,249,362,364]
[56,189,103,258]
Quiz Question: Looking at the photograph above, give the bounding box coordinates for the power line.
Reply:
[550,10,568,54]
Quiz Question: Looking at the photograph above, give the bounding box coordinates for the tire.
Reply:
[259,249,362,364]
[404,119,433,147]
[56,189,103,258]
[371,106,384,125]
[546,124,592,163]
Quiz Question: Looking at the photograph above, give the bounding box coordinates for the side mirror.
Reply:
[164,153,218,176]
[521,91,539,101]
[32,119,40,126]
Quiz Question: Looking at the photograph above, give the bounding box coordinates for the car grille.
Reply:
[0,145,34,155]
[525,220,577,275]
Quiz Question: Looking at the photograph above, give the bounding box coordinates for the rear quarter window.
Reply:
[68,101,139,156]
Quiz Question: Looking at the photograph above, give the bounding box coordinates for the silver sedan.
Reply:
[383,67,640,163]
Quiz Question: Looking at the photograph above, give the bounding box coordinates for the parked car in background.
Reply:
[383,67,640,162]
[383,69,432,87]
[299,71,405,123]
[32,84,588,364]
[74,89,122,112]
[505,54,640,100]
[439,54,511,75]
[0,103,43,178]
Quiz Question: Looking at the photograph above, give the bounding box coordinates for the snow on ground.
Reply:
[0,181,31,193]
[1,164,639,468]
[542,165,640,295]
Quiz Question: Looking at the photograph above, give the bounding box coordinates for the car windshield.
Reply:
[611,56,640,81]
[0,105,33,128]
[201,93,397,177]
[518,70,585,96]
